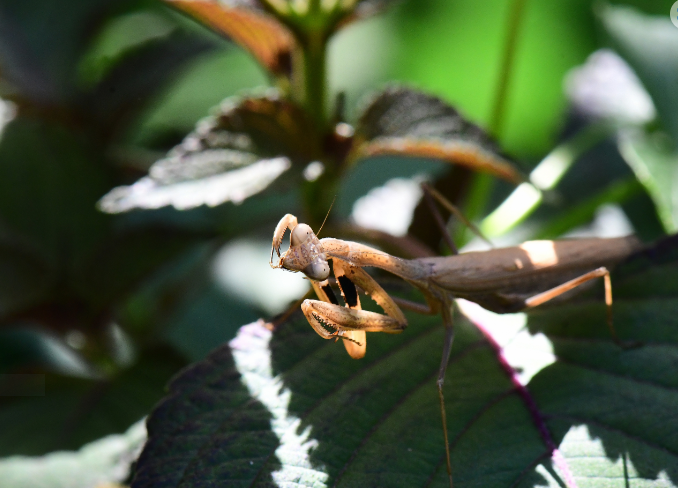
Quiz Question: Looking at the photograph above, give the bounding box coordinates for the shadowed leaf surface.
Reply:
[85,32,216,139]
[350,87,523,184]
[99,93,321,212]
[0,347,185,457]
[133,234,678,487]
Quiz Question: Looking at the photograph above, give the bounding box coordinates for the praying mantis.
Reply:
[269,187,641,487]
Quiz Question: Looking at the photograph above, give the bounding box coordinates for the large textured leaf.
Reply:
[99,93,321,212]
[167,0,295,78]
[599,5,678,147]
[132,236,678,487]
[351,87,524,184]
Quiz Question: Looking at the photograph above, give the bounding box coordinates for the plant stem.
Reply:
[488,0,528,139]
[301,30,327,126]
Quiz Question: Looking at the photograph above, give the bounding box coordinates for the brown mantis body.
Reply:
[270,207,641,487]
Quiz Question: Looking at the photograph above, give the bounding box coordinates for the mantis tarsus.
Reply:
[269,192,641,487]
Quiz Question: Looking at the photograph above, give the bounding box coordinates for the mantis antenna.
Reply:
[316,195,336,238]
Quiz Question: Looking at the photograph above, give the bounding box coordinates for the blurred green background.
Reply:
[0,0,675,485]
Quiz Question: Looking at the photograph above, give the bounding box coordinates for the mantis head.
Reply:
[271,214,330,281]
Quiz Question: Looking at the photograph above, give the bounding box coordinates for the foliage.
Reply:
[133,236,678,486]
[0,0,676,487]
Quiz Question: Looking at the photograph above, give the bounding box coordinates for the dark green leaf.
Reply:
[99,93,321,212]
[0,347,186,457]
[0,0,146,105]
[526,234,678,484]
[132,329,280,487]
[85,32,216,138]
[74,227,207,309]
[351,87,524,184]
[134,235,678,486]
[0,117,112,269]
[0,239,51,320]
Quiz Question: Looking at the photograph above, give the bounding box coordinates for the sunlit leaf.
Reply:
[132,235,678,487]
[618,131,678,233]
[99,92,321,212]
[167,0,295,77]
[351,87,524,184]
[0,419,145,488]
[599,4,678,147]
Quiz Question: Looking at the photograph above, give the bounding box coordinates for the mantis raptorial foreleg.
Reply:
[303,258,407,359]
[309,272,367,358]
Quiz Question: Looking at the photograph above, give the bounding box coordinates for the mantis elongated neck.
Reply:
[320,238,430,282]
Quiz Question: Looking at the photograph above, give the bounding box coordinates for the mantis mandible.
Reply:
[269,191,641,487]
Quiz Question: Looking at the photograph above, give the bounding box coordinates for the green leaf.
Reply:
[525,235,678,485]
[0,117,205,337]
[0,418,145,488]
[599,4,678,147]
[351,87,524,184]
[618,131,678,233]
[99,93,321,212]
[0,0,148,106]
[0,117,112,269]
[0,347,185,457]
[133,235,678,487]
[0,239,51,320]
[85,32,216,138]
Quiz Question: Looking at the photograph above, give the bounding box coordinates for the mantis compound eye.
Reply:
[303,260,330,281]
[291,224,314,247]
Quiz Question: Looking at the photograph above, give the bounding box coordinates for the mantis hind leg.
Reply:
[523,266,636,347]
